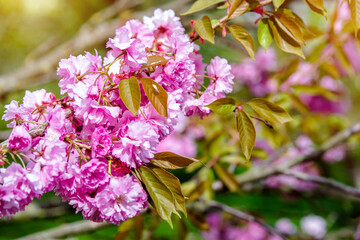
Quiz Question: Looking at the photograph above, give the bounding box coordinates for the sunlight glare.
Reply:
[22,0,59,15]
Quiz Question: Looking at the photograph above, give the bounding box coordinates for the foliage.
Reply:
[1,0,360,239]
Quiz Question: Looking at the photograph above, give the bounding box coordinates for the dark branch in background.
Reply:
[0,0,192,142]
[282,169,360,201]
[325,228,356,240]
[0,0,138,98]
[206,122,360,239]
[208,200,287,240]
[17,200,284,240]
[236,121,360,184]
[7,110,360,240]
[16,220,109,240]
[0,0,191,99]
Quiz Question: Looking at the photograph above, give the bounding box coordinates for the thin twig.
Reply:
[16,220,109,240]
[264,143,293,165]
[250,114,273,129]
[282,169,360,201]
[1,107,74,146]
[236,121,360,184]
[0,0,139,97]
[0,124,48,147]
[0,0,192,98]
[324,228,356,240]
[208,200,287,240]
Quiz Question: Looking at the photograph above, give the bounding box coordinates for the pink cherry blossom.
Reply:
[112,120,159,168]
[231,48,277,97]
[275,218,297,235]
[91,127,112,156]
[94,175,148,224]
[0,163,37,218]
[206,56,234,96]
[8,125,32,150]
[323,144,346,163]
[301,215,327,239]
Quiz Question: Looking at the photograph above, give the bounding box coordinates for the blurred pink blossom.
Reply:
[300,214,327,239]
[231,48,277,97]
[323,144,346,163]
[265,136,319,191]
[275,218,297,235]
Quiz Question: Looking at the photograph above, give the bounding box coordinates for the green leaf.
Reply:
[213,164,239,192]
[114,218,134,239]
[152,167,187,217]
[206,97,236,115]
[349,0,360,37]
[288,93,309,114]
[268,17,305,58]
[211,19,219,27]
[182,0,225,15]
[152,152,198,169]
[274,11,305,45]
[118,76,141,116]
[304,0,327,17]
[188,209,210,230]
[184,181,207,202]
[194,15,215,44]
[321,61,340,79]
[145,55,168,68]
[247,98,293,124]
[141,77,168,117]
[273,0,285,9]
[228,0,250,19]
[177,218,189,240]
[258,19,273,51]
[139,167,176,227]
[236,110,256,160]
[228,0,244,18]
[334,43,354,75]
[271,16,302,47]
[291,84,338,100]
[228,25,255,59]
[276,8,306,29]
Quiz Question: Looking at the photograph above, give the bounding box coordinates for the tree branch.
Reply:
[16,220,109,240]
[281,169,360,201]
[208,200,287,239]
[0,0,140,98]
[236,121,360,184]
[0,0,191,98]
[1,124,48,147]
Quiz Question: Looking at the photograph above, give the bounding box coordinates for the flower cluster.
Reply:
[0,9,234,224]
